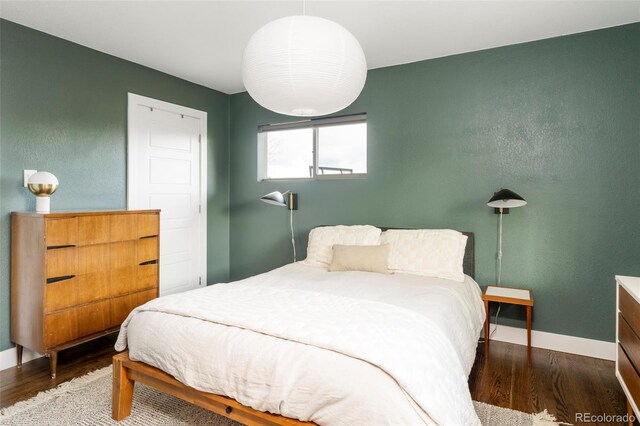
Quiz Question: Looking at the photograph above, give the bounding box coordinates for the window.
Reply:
[258,114,367,180]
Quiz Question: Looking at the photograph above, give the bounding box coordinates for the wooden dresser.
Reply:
[11,210,160,378]
[616,275,640,424]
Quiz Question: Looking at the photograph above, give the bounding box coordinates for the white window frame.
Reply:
[257,113,367,181]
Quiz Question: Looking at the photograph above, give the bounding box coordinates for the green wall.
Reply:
[0,19,638,352]
[229,23,640,342]
[0,20,231,351]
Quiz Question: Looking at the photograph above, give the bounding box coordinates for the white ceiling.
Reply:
[1,1,638,94]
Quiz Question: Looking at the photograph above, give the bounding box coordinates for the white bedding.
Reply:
[116,263,485,425]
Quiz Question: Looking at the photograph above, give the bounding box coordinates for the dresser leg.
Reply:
[627,399,634,426]
[49,351,58,379]
[16,345,23,368]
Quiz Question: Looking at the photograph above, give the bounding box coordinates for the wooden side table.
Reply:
[482,285,534,358]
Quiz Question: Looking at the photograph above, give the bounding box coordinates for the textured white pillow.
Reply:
[304,225,382,267]
[380,229,468,282]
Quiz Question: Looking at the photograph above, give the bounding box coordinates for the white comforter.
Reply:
[116,263,485,425]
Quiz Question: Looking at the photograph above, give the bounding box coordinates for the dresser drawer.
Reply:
[620,287,640,335]
[137,236,159,264]
[109,239,158,269]
[77,244,110,274]
[137,262,159,289]
[47,244,113,279]
[44,273,110,313]
[619,344,640,404]
[110,213,159,242]
[137,213,159,239]
[46,247,78,279]
[110,264,159,296]
[620,313,640,372]
[109,241,137,269]
[45,217,78,247]
[110,214,139,242]
[109,289,157,327]
[44,300,111,348]
[77,215,111,245]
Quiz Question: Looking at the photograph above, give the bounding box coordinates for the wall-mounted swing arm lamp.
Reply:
[487,188,526,215]
[486,188,527,338]
[487,188,527,286]
[260,191,298,263]
[260,190,298,210]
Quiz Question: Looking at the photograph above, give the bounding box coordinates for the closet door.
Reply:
[127,93,207,295]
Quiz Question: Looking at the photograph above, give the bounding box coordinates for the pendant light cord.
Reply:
[290,207,297,262]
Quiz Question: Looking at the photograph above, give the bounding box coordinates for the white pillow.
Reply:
[380,229,468,282]
[304,225,382,267]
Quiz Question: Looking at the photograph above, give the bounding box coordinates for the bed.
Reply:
[112,227,485,425]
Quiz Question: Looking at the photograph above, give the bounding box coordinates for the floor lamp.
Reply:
[260,190,298,262]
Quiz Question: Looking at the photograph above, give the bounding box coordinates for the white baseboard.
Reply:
[489,324,615,361]
[0,346,43,371]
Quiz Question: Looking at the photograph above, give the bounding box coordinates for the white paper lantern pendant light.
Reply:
[242,2,367,117]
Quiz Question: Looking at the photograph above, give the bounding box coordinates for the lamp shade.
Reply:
[27,171,59,196]
[487,189,527,209]
[260,191,287,207]
[242,15,367,117]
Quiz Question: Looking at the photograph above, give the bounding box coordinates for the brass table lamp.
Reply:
[27,171,59,213]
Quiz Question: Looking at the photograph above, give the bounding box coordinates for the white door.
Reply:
[127,93,207,295]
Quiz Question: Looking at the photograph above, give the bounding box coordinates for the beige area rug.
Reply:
[0,367,562,425]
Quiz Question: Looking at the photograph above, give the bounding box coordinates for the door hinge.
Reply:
[198,134,202,144]
[199,277,202,285]
[199,204,202,214]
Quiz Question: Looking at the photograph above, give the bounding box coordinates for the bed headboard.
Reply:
[317,226,475,279]
[378,228,475,279]
[462,232,475,279]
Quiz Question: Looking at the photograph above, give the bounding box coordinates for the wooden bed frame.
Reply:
[112,352,313,425]
[112,230,475,425]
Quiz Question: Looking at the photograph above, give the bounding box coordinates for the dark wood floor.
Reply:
[0,334,118,408]
[469,341,629,425]
[0,336,629,425]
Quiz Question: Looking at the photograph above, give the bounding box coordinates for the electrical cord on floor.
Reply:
[490,303,501,337]
[490,211,503,338]
[480,212,505,345]
[479,303,502,344]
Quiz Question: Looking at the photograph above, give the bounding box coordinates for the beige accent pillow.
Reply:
[304,225,382,266]
[328,244,390,274]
